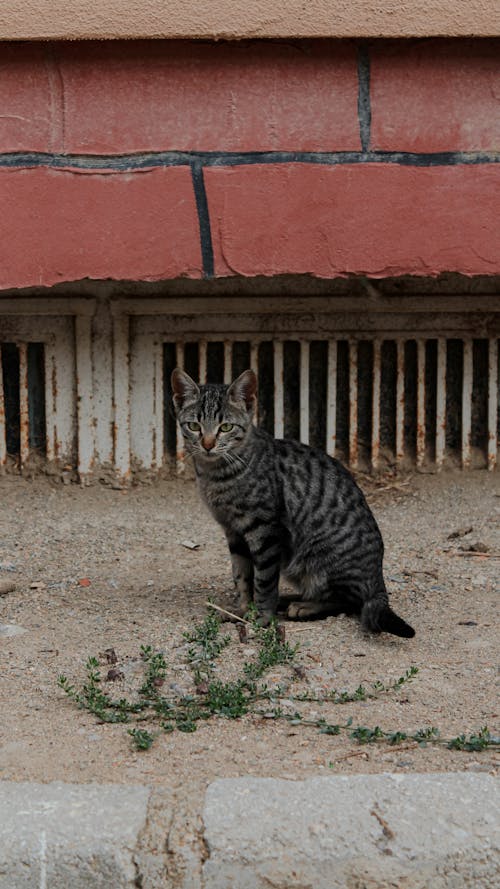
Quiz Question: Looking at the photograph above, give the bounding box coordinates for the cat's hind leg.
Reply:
[286,601,330,620]
[286,597,356,620]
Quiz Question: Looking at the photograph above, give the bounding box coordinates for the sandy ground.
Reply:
[0,469,498,796]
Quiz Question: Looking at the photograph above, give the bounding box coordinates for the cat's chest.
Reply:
[198,475,260,527]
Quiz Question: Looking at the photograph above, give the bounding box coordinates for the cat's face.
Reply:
[171,369,257,463]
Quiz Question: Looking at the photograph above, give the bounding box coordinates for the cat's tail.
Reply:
[361,599,415,638]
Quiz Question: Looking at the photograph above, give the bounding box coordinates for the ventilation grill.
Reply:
[164,337,499,471]
[0,343,46,466]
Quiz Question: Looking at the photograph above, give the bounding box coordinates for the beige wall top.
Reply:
[1,0,499,40]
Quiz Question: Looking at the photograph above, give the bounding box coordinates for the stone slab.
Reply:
[203,773,500,888]
[0,781,151,888]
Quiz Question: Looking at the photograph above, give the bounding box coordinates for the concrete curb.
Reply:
[1,774,498,888]
[203,773,500,889]
[0,782,151,888]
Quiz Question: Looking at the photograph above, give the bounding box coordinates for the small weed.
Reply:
[447,726,494,752]
[243,619,298,682]
[128,728,154,750]
[183,608,231,682]
[139,650,167,698]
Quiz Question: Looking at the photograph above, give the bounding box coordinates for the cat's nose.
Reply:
[202,435,217,452]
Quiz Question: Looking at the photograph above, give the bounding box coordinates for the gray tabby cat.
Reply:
[172,368,415,638]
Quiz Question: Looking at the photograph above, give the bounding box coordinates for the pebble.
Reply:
[0,580,16,596]
[0,624,27,637]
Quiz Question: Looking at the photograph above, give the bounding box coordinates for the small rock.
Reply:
[472,575,487,587]
[102,647,118,664]
[78,578,92,587]
[0,580,16,596]
[106,668,124,682]
[0,624,27,637]
[29,581,46,590]
[180,539,200,550]
[466,541,489,553]
[169,682,189,697]
[447,526,473,539]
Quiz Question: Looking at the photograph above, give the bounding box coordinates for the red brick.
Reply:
[370,40,500,152]
[205,163,500,278]
[58,40,360,153]
[0,166,202,289]
[0,44,58,152]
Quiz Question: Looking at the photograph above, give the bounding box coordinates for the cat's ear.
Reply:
[227,369,257,413]
[171,368,200,413]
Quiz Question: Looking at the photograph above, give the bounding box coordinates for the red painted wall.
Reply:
[0,39,498,288]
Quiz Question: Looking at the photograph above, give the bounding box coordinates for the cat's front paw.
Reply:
[255,611,275,628]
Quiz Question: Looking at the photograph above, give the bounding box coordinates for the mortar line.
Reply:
[0,150,498,172]
[191,161,214,279]
[357,44,371,153]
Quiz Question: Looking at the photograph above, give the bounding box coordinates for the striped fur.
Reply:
[172,368,415,638]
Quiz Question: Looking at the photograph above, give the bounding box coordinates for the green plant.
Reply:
[57,609,500,756]
[128,728,154,750]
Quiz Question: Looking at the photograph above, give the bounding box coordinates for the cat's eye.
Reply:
[219,423,234,433]
[187,422,201,432]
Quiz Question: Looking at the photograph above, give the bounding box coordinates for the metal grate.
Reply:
[164,336,499,472]
[0,342,46,466]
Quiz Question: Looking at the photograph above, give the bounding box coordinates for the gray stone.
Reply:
[0,781,150,888]
[0,623,27,637]
[203,773,500,889]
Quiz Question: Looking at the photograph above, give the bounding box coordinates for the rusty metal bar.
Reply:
[18,343,29,466]
[43,344,56,462]
[462,339,473,469]
[416,339,426,468]
[250,340,259,424]
[273,340,284,439]
[488,338,498,471]
[75,317,94,478]
[175,342,185,472]
[300,339,310,445]
[0,345,6,466]
[112,315,130,479]
[435,338,446,471]
[396,340,405,466]
[198,340,207,384]
[349,340,358,469]
[326,339,337,458]
[153,340,164,468]
[223,341,232,384]
[371,339,381,470]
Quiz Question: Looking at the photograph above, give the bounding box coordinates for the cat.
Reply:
[172,367,415,638]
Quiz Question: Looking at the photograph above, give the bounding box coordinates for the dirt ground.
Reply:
[0,469,498,796]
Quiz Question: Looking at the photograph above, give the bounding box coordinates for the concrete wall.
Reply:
[0,39,499,289]
[1,1,499,39]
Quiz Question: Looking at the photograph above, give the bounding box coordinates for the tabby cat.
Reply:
[172,368,415,638]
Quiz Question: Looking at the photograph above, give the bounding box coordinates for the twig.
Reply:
[335,749,369,762]
[403,569,439,579]
[205,601,251,625]
[452,552,496,559]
